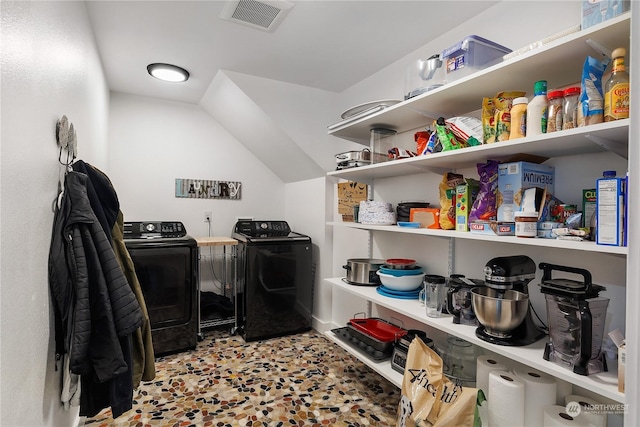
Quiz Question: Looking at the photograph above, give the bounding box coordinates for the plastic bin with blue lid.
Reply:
[441,35,512,82]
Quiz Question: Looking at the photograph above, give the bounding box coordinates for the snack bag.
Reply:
[579,55,610,126]
[435,118,463,151]
[445,116,483,147]
[482,97,496,144]
[469,160,499,222]
[439,172,465,229]
[415,131,431,155]
[493,91,526,142]
[396,337,479,427]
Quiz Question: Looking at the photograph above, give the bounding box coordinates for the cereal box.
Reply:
[456,179,480,232]
[582,0,630,30]
[497,162,554,222]
[583,188,597,228]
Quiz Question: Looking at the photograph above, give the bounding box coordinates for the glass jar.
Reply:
[547,90,564,133]
[514,211,538,237]
[562,87,580,130]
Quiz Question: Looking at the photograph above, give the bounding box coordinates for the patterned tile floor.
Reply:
[83,329,400,426]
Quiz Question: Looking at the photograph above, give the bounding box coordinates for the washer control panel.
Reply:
[124,221,187,239]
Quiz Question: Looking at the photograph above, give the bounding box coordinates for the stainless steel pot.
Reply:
[343,258,386,285]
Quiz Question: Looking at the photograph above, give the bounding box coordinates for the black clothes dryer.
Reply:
[232,220,313,342]
[124,221,198,356]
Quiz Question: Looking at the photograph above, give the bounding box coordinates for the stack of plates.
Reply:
[377,285,421,299]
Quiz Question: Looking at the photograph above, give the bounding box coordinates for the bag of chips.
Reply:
[439,172,465,229]
[469,160,499,223]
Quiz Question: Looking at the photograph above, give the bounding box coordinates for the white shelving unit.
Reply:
[329,221,628,255]
[325,278,623,402]
[328,15,630,145]
[325,11,633,412]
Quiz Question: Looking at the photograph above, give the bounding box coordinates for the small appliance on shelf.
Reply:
[446,274,485,326]
[471,255,546,346]
[538,263,609,376]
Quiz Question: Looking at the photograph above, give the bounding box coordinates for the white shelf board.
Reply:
[328,120,629,181]
[325,277,625,403]
[325,330,403,388]
[328,222,628,256]
[328,14,630,144]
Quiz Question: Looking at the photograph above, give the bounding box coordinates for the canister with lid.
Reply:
[547,90,564,133]
[562,87,580,130]
[514,211,538,238]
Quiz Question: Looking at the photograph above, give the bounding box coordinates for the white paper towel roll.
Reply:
[564,395,606,427]
[488,370,525,427]
[514,367,558,427]
[556,379,573,405]
[544,405,589,427]
[477,355,509,399]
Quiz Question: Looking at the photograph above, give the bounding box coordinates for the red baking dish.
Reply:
[348,318,407,342]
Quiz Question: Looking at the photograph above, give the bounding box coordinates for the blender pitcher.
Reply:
[538,263,609,376]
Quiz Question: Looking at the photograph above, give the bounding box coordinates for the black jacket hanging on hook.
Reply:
[48,164,144,418]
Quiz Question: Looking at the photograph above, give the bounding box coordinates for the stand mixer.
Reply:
[472,255,546,346]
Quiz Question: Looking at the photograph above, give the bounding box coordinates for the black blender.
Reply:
[538,263,609,376]
[472,255,546,346]
[446,274,485,325]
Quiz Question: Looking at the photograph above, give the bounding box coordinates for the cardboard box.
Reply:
[410,208,440,229]
[582,0,630,30]
[582,188,597,228]
[337,182,367,216]
[456,180,480,232]
[469,221,515,236]
[497,162,554,222]
[596,175,626,246]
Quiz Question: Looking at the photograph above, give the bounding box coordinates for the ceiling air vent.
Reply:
[220,0,294,33]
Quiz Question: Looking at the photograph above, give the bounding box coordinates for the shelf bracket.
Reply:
[585,134,628,159]
[448,237,455,277]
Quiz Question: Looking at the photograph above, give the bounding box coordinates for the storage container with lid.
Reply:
[514,211,538,238]
[441,35,512,82]
[547,90,564,133]
[369,128,396,163]
[562,87,580,130]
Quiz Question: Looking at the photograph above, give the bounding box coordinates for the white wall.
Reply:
[222,71,363,173]
[0,1,109,426]
[284,177,334,329]
[108,92,287,238]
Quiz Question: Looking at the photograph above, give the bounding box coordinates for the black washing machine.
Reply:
[232,220,313,342]
[124,221,198,356]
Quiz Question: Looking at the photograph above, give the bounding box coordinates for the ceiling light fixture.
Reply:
[147,63,190,82]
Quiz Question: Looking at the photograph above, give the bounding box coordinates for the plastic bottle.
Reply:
[526,80,548,136]
[509,97,528,140]
[604,48,630,121]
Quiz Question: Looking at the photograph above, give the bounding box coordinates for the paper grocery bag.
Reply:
[396,337,480,427]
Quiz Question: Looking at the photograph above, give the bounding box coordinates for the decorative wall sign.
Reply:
[175,178,241,199]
